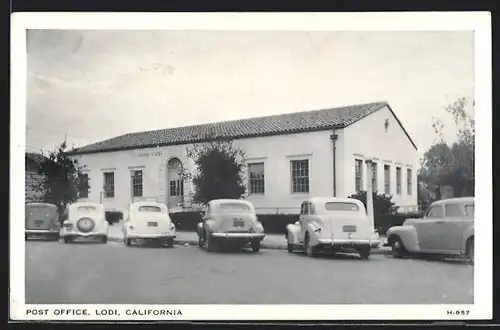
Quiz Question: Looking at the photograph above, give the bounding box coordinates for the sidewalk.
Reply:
[107,221,390,254]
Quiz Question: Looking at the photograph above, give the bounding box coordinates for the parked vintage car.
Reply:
[386,197,474,263]
[25,202,60,241]
[286,197,380,259]
[197,199,265,252]
[123,201,176,247]
[61,202,109,243]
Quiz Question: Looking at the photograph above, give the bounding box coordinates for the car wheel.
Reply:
[466,237,474,265]
[25,234,28,241]
[63,236,72,244]
[166,238,174,248]
[101,236,108,244]
[198,233,204,248]
[125,238,132,246]
[251,240,261,253]
[359,247,371,260]
[390,237,406,258]
[304,234,316,258]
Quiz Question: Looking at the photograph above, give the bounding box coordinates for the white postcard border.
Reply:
[10,11,492,321]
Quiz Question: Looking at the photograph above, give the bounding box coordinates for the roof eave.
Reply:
[67,125,342,156]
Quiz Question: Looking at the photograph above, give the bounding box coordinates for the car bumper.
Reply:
[212,232,265,240]
[127,233,176,239]
[25,230,59,236]
[317,238,380,248]
[61,230,107,237]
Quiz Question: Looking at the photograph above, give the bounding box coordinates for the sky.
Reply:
[25,30,475,158]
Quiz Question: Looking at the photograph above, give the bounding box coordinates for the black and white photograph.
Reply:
[11,12,491,321]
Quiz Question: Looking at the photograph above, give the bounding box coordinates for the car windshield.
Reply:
[325,202,360,212]
[218,203,251,212]
[77,206,98,212]
[138,206,162,212]
[465,204,474,217]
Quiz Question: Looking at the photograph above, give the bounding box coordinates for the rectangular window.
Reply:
[131,170,143,197]
[169,179,184,196]
[291,159,309,193]
[407,168,412,195]
[103,172,115,198]
[78,174,89,198]
[248,162,265,195]
[396,167,402,195]
[371,162,377,192]
[354,159,363,192]
[384,165,391,194]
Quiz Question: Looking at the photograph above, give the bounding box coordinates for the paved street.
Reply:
[26,240,473,305]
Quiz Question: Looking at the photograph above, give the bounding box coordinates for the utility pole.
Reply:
[364,158,375,230]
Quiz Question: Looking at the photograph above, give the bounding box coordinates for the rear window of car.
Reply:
[465,204,474,217]
[138,206,162,212]
[219,203,251,212]
[26,206,56,216]
[325,202,360,211]
[77,206,97,212]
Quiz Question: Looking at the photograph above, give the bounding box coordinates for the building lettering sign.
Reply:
[135,151,164,158]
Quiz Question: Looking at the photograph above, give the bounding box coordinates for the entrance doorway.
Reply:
[167,158,184,208]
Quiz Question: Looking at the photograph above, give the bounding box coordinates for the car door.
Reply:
[299,202,310,243]
[438,203,473,252]
[413,205,444,251]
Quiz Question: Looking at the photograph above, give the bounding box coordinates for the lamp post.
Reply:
[364,158,375,231]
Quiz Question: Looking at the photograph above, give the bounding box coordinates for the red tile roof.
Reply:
[69,101,416,155]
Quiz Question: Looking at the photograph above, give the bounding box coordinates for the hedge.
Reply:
[170,211,424,235]
[105,211,123,225]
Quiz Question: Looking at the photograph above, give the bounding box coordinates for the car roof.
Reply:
[307,197,364,205]
[209,199,253,205]
[69,202,104,208]
[431,197,474,206]
[26,202,57,208]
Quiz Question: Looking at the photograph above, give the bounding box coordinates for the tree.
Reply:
[33,141,89,220]
[347,190,399,215]
[182,134,247,205]
[420,97,475,198]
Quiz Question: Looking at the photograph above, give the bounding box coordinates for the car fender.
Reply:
[386,225,419,252]
[305,222,322,247]
[196,222,204,237]
[254,220,264,233]
[286,223,301,245]
[462,225,474,254]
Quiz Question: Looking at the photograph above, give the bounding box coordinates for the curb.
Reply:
[107,236,391,254]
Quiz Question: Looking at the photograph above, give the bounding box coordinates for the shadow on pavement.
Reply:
[384,254,473,266]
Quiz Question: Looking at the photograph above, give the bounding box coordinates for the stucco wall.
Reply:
[72,130,335,215]
[341,105,419,209]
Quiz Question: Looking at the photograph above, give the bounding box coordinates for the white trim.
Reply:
[100,168,116,172]
[353,153,365,159]
[128,165,146,170]
[383,159,393,164]
[286,153,313,160]
[246,156,268,162]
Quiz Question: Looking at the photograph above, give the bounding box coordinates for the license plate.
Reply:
[233,220,244,227]
[147,222,158,227]
[343,225,357,233]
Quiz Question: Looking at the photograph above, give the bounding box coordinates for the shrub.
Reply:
[374,212,423,235]
[105,211,123,225]
[347,190,399,215]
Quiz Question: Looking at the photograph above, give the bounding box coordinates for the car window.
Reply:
[303,203,310,215]
[219,203,250,212]
[77,206,97,212]
[444,204,463,217]
[465,204,474,217]
[325,202,360,211]
[425,206,443,218]
[309,203,316,215]
[138,206,162,212]
[26,206,56,217]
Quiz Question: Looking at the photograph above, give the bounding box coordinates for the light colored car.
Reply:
[197,199,265,252]
[25,202,60,241]
[386,197,474,263]
[123,201,176,247]
[286,197,380,259]
[61,202,109,244]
